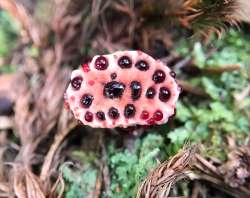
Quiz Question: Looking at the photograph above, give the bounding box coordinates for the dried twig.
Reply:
[204,64,241,74]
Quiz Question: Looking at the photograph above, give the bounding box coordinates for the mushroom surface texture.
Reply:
[64,50,180,128]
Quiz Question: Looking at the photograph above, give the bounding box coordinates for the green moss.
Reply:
[108,134,163,198]
[166,29,250,160]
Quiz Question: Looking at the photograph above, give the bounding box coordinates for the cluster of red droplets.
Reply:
[140,110,163,125]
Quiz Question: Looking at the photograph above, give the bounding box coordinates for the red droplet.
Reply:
[63,93,70,110]
[95,56,108,70]
[81,63,90,72]
[70,96,75,101]
[85,111,93,122]
[153,110,163,121]
[64,101,70,110]
[140,110,149,120]
[147,117,155,125]
[88,80,95,86]
[71,76,83,90]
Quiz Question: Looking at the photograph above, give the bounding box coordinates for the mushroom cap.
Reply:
[64,50,180,128]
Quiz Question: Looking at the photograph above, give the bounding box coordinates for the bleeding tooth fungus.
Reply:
[64,51,180,128]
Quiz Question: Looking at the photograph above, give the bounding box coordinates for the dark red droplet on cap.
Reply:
[85,111,93,122]
[146,87,156,99]
[147,118,155,125]
[118,56,132,68]
[140,110,149,120]
[170,71,176,78]
[95,56,108,70]
[152,70,166,84]
[135,60,149,71]
[159,87,171,102]
[130,81,142,100]
[96,111,106,121]
[108,107,119,119]
[124,104,136,118]
[103,81,125,99]
[153,110,163,121]
[111,73,117,80]
[80,94,94,108]
[71,76,83,90]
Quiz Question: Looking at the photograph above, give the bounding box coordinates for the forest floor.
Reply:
[0,1,249,198]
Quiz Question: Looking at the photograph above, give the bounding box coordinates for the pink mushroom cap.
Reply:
[64,50,181,128]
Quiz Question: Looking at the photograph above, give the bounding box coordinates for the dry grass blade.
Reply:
[49,172,65,198]
[137,146,197,198]
[40,115,76,182]
[13,165,46,198]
